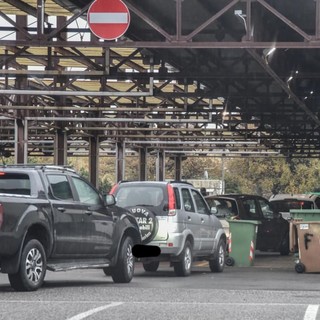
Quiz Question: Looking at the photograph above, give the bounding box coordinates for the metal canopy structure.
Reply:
[1,0,320,183]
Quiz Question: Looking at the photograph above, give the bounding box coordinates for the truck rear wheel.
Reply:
[8,239,47,291]
[111,236,134,283]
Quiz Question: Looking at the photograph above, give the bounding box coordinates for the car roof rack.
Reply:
[169,180,193,186]
[0,164,76,173]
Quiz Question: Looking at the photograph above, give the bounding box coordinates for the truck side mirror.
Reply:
[210,206,218,215]
[105,194,116,206]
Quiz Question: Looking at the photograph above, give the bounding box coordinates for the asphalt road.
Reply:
[0,253,319,320]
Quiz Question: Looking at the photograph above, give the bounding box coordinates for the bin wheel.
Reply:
[225,257,235,266]
[295,262,305,273]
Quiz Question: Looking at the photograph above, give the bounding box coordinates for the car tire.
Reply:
[280,234,290,256]
[142,261,160,272]
[111,236,135,283]
[8,239,47,292]
[173,240,192,277]
[209,239,226,272]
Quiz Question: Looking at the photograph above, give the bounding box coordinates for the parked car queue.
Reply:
[109,180,299,280]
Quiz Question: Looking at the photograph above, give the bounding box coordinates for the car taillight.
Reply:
[167,184,176,216]
[0,203,3,229]
[109,183,119,195]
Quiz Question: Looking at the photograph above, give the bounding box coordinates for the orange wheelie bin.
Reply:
[294,221,320,273]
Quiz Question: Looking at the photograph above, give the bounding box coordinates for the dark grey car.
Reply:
[205,194,290,256]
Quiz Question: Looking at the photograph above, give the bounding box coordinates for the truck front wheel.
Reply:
[111,236,134,283]
[8,239,47,291]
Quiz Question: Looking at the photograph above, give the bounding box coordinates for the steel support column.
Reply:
[89,135,99,187]
[116,141,125,182]
[139,147,147,181]
[174,155,182,181]
[54,129,67,165]
[14,119,25,164]
[156,150,165,181]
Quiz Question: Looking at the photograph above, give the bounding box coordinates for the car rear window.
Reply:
[0,172,31,195]
[272,200,314,212]
[115,185,164,208]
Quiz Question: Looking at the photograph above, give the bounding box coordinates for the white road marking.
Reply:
[304,305,319,320]
[66,302,123,320]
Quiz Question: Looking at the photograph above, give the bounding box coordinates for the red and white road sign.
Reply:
[88,0,130,41]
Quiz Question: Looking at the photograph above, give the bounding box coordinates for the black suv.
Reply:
[205,194,290,255]
[110,181,227,276]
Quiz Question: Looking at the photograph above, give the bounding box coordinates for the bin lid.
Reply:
[290,209,320,214]
[226,219,261,225]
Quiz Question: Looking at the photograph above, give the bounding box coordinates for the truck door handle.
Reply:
[85,210,93,216]
[187,216,191,221]
[57,207,65,212]
[201,218,205,223]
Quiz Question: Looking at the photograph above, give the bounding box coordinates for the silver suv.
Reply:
[110,181,227,276]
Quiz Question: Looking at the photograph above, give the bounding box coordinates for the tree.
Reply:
[224,157,320,197]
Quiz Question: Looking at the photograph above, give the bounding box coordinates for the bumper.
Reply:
[148,232,185,256]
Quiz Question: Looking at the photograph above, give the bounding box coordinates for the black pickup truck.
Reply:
[0,165,141,291]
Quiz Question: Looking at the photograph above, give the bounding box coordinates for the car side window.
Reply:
[47,174,73,200]
[191,189,209,215]
[71,176,101,205]
[173,187,181,210]
[258,199,275,219]
[242,199,259,219]
[214,199,236,218]
[181,188,195,212]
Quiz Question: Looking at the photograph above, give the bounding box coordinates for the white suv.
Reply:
[269,193,320,219]
[110,181,227,276]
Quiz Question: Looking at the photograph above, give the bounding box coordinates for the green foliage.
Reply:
[181,157,222,180]
[224,157,320,198]
[23,154,320,199]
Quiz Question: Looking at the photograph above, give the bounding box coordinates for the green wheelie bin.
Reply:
[225,219,261,267]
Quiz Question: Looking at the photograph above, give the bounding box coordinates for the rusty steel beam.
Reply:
[247,49,320,127]
[2,39,320,49]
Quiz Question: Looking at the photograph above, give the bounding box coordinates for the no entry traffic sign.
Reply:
[88,0,130,41]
